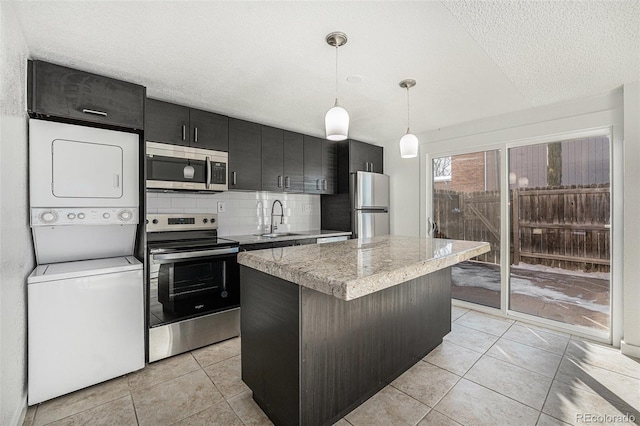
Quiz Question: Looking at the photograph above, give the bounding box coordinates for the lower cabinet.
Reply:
[240,238,317,252]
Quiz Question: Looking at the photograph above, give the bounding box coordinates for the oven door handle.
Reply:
[151,247,239,263]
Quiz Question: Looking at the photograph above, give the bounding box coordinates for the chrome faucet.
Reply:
[270,200,284,234]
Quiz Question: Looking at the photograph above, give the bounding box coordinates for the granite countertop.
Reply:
[226,230,352,245]
[237,235,490,301]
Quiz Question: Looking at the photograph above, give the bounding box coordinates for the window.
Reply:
[432,156,451,182]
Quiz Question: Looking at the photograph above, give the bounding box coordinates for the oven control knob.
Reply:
[77,213,85,219]
[203,218,208,223]
[211,218,216,223]
[118,210,133,221]
[152,219,159,224]
[67,213,76,220]
[40,210,58,224]
[103,213,111,219]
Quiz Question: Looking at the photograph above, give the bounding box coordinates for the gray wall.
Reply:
[0,3,33,425]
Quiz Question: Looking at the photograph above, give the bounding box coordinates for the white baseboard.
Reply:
[621,340,640,359]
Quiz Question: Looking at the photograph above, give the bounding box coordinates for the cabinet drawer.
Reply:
[28,60,145,130]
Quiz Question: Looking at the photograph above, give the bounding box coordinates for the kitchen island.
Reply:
[237,235,489,426]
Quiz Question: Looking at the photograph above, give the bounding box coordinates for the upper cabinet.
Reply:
[145,99,189,145]
[283,131,304,192]
[229,118,261,190]
[145,98,229,151]
[304,136,336,195]
[261,126,284,192]
[336,139,384,193]
[27,60,145,130]
[262,128,304,193]
[348,139,384,174]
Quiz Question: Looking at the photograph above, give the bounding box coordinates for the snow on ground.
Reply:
[451,262,609,314]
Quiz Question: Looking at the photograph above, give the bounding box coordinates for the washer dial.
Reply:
[118,209,133,221]
[40,210,58,224]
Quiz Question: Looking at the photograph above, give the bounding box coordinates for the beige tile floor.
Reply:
[23,307,640,426]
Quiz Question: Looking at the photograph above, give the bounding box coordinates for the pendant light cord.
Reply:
[335,45,339,103]
[406,86,411,132]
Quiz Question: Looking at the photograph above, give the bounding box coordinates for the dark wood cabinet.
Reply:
[145,99,189,146]
[262,129,305,193]
[304,136,337,195]
[27,60,145,130]
[261,126,285,192]
[146,99,228,151]
[336,139,384,193]
[303,136,323,194]
[323,139,338,194]
[229,118,262,190]
[283,131,304,192]
[240,238,317,251]
[349,139,384,173]
[189,108,229,151]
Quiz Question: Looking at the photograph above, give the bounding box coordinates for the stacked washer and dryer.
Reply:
[27,119,144,405]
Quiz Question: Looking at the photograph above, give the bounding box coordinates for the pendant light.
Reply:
[399,79,418,158]
[325,32,349,141]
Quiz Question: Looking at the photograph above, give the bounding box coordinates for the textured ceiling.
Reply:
[9,1,640,145]
[444,0,640,106]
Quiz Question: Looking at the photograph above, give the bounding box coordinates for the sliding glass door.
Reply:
[431,150,501,309]
[508,136,611,331]
[430,133,611,334]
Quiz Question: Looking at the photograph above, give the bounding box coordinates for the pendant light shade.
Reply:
[325,32,349,141]
[399,132,419,158]
[399,79,418,159]
[325,100,350,141]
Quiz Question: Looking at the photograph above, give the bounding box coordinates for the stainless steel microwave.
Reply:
[146,142,228,192]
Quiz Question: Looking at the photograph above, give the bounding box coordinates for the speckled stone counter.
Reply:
[240,235,490,426]
[237,235,489,301]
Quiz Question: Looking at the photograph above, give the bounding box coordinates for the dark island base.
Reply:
[240,266,452,426]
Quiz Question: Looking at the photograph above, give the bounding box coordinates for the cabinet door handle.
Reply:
[365,162,369,171]
[194,127,198,143]
[232,171,237,186]
[316,179,320,190]
[82,108,107,117]
[285,176,290,188]
[278,175,283,188]
[323,179,327,191]
[181,124,186,141]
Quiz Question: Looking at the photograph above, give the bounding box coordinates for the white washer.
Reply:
[27,256,144,405]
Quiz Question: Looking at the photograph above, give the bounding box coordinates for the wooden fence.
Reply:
[433,184,610,272]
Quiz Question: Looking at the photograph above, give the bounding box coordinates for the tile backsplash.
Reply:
[146,191,321,237]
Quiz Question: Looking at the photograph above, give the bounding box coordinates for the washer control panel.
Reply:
[31,208,139,226]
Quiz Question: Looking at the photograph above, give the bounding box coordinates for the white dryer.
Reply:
[29,119,140,263]
[29,119,138,208]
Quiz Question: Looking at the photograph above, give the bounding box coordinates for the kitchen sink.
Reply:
[255,232,300,238]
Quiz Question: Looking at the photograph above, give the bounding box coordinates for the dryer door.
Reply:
[29,119,139,207]
[52,139,123,198]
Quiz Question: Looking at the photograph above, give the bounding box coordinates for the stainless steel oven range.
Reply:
[147,213,239,362]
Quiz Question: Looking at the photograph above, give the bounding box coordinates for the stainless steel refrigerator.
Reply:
[321,171,390,239]
[352,171,390,238]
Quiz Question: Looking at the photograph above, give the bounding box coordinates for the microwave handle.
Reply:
[151,247,239,263]
[205,156,211,190]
